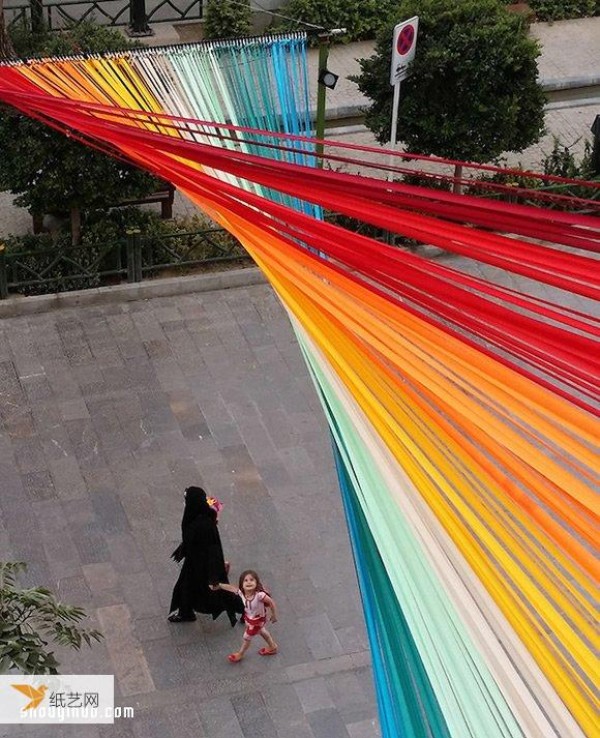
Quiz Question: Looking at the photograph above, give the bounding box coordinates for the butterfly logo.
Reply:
[11,684,48,711]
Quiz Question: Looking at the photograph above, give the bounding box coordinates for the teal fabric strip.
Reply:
[333,440,451,738]
[293,327,526,738]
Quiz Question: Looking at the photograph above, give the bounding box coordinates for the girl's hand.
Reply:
[209,584,220,590]
[270,614,278,623]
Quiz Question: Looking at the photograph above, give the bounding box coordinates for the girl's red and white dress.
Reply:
[239,589,268,639]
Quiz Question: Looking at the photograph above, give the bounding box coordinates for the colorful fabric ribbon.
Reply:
[0,40,597,738]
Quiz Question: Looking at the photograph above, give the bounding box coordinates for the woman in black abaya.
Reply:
[168,486,242,625]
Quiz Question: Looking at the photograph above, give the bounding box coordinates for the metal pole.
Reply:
[591,115,600,176]
[128,0,152,36]
[125,228,138,283]
[29,0,43,35]
[134,231,143,282]
[387,81,401,182]
[0,244,8,299]
[315,34,330,168]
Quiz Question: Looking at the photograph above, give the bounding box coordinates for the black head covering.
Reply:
[181,486,215,533]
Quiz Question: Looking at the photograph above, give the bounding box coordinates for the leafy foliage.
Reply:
[203,0,252,39]
[0,21,157,242]
[542,139,597,179]
[0,562,102,675]
[352,0,546,163]
[0,113,157,216]
[527,0,599,21]
[466,139,599,209]
[275,0,397,41]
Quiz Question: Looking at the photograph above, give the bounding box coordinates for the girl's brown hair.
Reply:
[238,569,265,592]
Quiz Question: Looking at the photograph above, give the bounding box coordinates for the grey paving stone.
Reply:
[83,562,120,591]
[261,684,315,738]
[21,469,56,501]
[231,692,278,738]
[91,489,131,535]
[294,677,335,714]
[142,637,189,690]
[298,613,345,662]
[50,456,88,500]
[12,437,48,473]
[346,718,382,738]
[198,697,245,738]
[307,708,351,738]
[324,671,375,725]
[21,373,54,402]
[60,398,91,421]
[131,706,171,738]
[97,604,155,697]
[163,702,207,738]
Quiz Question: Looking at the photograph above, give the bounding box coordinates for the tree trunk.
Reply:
[0,0,15,59]
[453,163,463,195]
[70,207,82,246]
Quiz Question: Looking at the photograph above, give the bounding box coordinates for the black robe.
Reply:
[169,494,242,619]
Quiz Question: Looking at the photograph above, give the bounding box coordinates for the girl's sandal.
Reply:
[258,646,278,656]
[228,652,243,663]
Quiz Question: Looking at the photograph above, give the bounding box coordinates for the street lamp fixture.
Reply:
[314,28,346,166]
[318,69,339,90]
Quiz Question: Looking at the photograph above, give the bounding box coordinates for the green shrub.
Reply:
[204,0,253,39]
[542,139,597,178]
[465,139,599,209]
[528,0,599,21]
[276,0,398,42]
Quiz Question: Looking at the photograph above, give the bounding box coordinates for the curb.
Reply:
[541,75,600,92]
[0,266,266,319]
[319,75,600,124]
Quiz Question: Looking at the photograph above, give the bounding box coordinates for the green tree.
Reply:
[0,21,157,244]
[352,0,546,189]
[275,0,396,42]
[203,0,252,39]
[0,562,102,674]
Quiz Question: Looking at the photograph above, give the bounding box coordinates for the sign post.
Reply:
[388,16,418,181]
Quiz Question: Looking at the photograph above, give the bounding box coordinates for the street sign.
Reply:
[390,16,419,85]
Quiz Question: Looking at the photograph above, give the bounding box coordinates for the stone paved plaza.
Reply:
[0,284,380,738]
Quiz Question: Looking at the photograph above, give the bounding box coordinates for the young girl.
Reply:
[211,569,278,662]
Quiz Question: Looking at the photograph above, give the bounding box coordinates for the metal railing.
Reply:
[4,0,204,33]
[0,226,249,299]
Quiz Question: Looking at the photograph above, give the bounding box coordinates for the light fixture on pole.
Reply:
[314,28,346,167]
[318,68,339,90]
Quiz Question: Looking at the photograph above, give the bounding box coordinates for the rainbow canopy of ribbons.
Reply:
[0,34,598,738]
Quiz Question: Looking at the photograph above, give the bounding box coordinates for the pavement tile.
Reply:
[163,702,207,738]
[231,692,279,738]
[21,469,56,501]
[142,637,189,690]
[324,671,374,724]
[130,706,171,738]
[97,604,155,697]
[307,708,351,738]
[13,437,48,474]
[198,696,244,738]
[50,456,88,500]
[347,718,382,738]
[262,684,315,738]
[293,677,335,714]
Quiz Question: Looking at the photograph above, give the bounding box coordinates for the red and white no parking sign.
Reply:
[390,16,419,85]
